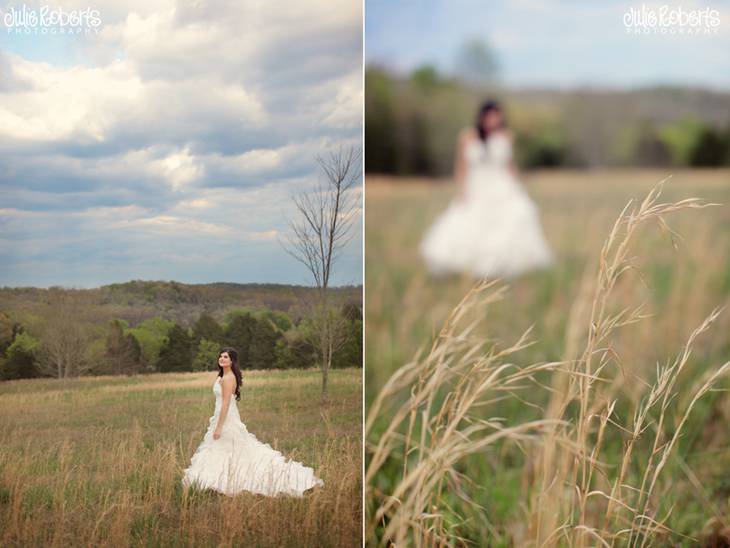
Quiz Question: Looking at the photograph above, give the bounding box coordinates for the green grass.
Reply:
[365,168,730,545]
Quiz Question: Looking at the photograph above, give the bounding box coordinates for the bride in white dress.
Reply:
[181,347,324,497]
[419,100,553,278]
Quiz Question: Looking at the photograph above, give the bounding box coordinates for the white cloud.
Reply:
[109,214,232,235]
[0,0,363,288]
[0,56,143,142]
[176,197,212,209]
[160,148,204,190]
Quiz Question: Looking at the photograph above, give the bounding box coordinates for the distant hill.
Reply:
[0,280,362,328]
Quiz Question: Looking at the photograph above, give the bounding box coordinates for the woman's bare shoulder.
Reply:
[458,127,478,150]
[221,373,236,388]
[496,127,514,140]
[458,127,478,142]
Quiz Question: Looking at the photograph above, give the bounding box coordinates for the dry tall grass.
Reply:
[365,177,729,546]
[0,368,362,547]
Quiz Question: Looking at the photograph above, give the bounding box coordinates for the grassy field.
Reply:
[365,169,730,546]
[0,368,362,547]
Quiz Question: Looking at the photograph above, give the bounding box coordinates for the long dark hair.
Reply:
[217,347,242,401]
[475,100,506,142]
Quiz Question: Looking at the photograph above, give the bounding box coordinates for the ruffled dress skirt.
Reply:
[182,380,324,497]
[420,165,553,279]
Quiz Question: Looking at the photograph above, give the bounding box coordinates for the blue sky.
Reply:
[0,0,363,289]
[366,0,730,89]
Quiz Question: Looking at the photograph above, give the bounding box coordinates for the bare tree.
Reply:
[105,319,143,376]
[281,145,362,402]
[455,37,500,87]
[37,290,94,378]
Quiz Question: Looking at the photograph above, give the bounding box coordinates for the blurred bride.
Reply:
[419,100,553,279]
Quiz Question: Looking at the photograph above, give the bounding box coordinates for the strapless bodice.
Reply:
[213,377,239,418]
[464,132,512,169]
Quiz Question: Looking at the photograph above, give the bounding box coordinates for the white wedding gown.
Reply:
[181,376,324,497]
[419,131,553,278]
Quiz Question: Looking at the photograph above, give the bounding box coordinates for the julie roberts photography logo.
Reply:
[623,4,721,34]
[2,3,102,34]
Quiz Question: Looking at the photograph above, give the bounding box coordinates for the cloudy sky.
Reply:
[0,0,363,289]
[366,0,730,89]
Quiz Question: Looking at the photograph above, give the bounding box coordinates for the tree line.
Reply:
[0,303,362,380]
[366,65,730,175]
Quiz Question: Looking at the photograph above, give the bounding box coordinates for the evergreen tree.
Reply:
[691,127,730,166]
[125,333,142,373]
[224,313,258,369]
[158,324,194,372]
[2,332,40,380]
[0,311,14,355]
[192,313,224,347]
[248,319,280,370]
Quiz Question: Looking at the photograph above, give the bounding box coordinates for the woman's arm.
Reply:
[504,129,518,177]
[454,128,471,198]
[214,377,235,439]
